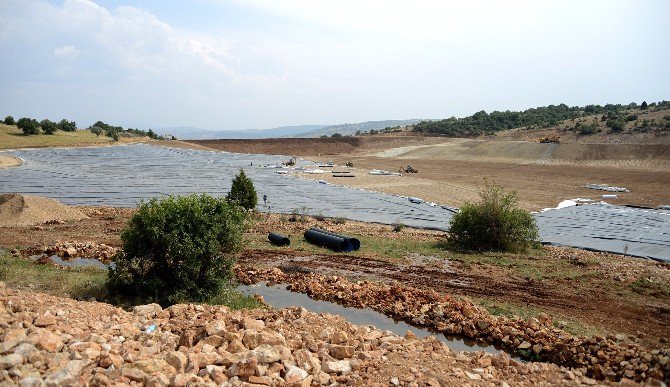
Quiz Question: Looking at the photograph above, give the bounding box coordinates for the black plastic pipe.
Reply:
[309,227,361,251]
[304,229,353,252]
[268,232,290,246]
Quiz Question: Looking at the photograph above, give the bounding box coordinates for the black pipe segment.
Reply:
[268,232,290,246]
[309,227,361,251]
[304,229,353,252]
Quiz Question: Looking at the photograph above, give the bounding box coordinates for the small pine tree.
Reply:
[227,169,257,210]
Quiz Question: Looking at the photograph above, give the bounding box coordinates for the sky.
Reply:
[0,0,669,131]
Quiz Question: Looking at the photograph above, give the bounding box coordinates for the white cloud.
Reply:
[54,45,78,58]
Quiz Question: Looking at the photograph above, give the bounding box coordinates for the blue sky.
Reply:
[1,0,669,130]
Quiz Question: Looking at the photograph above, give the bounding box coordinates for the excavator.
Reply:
[400,165,418,173]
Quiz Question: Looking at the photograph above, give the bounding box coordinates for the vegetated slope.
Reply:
[0,124,113,149]
[494,106,670,144]
[412,100,670,142]
[297,119,425,138]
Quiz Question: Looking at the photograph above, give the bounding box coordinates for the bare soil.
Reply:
[185,135,670,211]
[2,207,668,350]
[0,155,22,168]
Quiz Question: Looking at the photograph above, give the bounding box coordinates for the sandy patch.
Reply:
[0,155,22,168]
[0,193,88,227]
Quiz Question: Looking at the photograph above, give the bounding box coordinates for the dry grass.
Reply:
[0,124,114,149]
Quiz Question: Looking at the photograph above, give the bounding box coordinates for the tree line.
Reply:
[87,120,164,141]
[4,115,77,135]
[2,114,165,140]
[412,100,670,136]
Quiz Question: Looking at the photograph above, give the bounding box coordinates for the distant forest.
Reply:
[412,100,670,136]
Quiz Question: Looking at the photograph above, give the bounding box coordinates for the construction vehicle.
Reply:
[345,161,353,167]
[539,135,560,143]
[403,165,418,173]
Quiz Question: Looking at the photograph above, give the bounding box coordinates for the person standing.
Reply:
[263,194,267,205]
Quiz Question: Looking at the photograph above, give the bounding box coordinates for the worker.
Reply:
[263,194,267,205]
[399,165,403,173]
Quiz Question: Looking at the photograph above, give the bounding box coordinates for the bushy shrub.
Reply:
[40,119,58,135]
[107,194,248,306]
[3,116,14,125]
[227,169,257,210]
[606,119,626,132]
[16,117,40,135]
[447,182,539,252]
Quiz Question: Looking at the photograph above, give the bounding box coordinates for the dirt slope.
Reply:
[0,194,88,227]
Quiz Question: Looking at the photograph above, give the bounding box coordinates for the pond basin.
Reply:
[237,282,505,355]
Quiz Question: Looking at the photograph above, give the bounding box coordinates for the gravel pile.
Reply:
[0,194,88,227]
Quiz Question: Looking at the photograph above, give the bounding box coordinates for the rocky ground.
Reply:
[0,282,640,386]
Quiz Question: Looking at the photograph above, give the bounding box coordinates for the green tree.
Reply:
[331,133,343,138]
[107,194,248,306]
[3,116,15,125]
[16,117,40,135]
[640,101,648,110]
[606,118,625,132]
[447,181,539,252]
[40,119,58,135]
[227,169,257,210]
[90,126,103,137]
[58,119,77,132]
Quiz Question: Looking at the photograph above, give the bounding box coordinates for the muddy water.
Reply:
[29,254,110,270]
[237,282,503,355]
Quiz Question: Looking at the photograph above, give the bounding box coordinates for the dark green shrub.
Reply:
[447,182,539,252]
[90,126,103,137]
[58,119,77,132]
[606,119,625,132]
[3,116,15,125]
[107,194,248,306]
[16,117,40,135]
[40,119,58,135]
[227,169,257,210]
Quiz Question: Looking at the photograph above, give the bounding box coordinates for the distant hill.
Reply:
[295,120,426,138]
[155,125,328,140]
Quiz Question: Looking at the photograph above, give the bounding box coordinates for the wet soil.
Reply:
[1,207,668,349]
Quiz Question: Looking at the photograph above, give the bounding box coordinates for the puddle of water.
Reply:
[238,282,503,354]
[30,254,110,270]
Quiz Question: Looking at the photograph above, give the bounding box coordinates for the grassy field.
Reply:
[0,252,261,309]
[0,123,114,149]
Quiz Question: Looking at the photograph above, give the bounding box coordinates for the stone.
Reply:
[331,330,349,344]
[204,320,227,336]
[33,315,57,327]
[132,303,162,317]
[32,331,63,352]
[329,345,355,360]
[404,331,417,340]
[121,366,148,382]
[285,365,309,383]
[44,359,89,386]
[227,357,258,378]
[390,376,400,385]
[129,359,175,374]
[64,247,77,257]
[242,317,266,331]
[19,376,43,387]
[0,354,24,370]
[243,331,286,349]
[146,373,170,387]
[322,360,351,374]
[253,344,281,363]
[165,351,188,373]
[249,375,273,385]
[465,371,482,380]
[517,341,532,350]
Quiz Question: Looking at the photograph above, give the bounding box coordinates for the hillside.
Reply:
[493,105,670,144]
[0,124,114,150]
[297,119,425,138]
[412,101,670,143]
